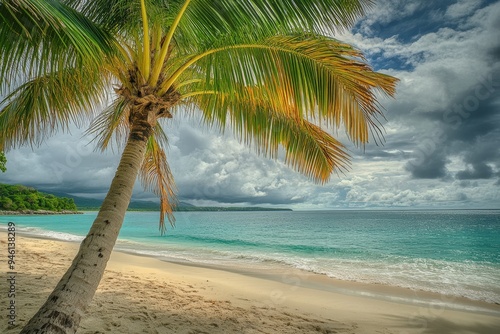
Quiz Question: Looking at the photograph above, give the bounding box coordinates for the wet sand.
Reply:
[1,233,499,333]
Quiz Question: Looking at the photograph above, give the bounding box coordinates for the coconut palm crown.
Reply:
[2,0,396,232]
[1,1,397,333]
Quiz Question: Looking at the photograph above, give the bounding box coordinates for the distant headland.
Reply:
[0,209,83,215]
[0,184,81,215]
[0,183,292,213]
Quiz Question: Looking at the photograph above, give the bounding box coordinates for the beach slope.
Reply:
[1,233,499,334]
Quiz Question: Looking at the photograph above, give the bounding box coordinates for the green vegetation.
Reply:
[0,183,77,212]
[0,152,6,172]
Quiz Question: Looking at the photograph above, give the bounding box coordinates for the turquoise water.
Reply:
[2,210,499,304]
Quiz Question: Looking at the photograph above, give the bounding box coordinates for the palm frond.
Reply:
[0,67,108,150]
[65,0,179,35]
[148,0,192,85]
[190,89,350,183]
[86,98,130,151]
[175,0,372,52]
[174,34,397,146]
[139,133,177,234]
[0,0,113,89]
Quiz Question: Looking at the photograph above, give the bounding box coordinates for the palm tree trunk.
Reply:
[20,115,152,334]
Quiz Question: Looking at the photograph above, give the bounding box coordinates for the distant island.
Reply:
[42,189,292,212]
[0,184,80,214]
[0,183,292,213]
[166,205,292,212]
[76,199,292,212]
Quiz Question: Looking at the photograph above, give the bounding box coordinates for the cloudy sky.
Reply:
[1,0,499,209]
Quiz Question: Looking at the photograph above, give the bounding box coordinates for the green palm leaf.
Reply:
[190,88,350,183]
[0,67,108,149]
[174,0,372,50]
[176,33,396,146]
[86,97,130,151]
[0,0,112,88]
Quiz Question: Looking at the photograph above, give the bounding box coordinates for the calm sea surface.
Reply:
[2,210,499,304]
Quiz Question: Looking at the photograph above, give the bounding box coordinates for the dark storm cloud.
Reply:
[398,0,500,183]
[488,46,500,62]
[444,78,500,142]
[444,73,500,181]
[456,163,493,180]
[178,180,305,206]
[0,129,121,195]
[405,149,449,179]
[455,134,500,180]
[405,73,500,181]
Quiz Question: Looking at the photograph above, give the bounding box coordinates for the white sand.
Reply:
[1,233,499,333]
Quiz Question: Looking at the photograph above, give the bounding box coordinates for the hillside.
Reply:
[43,190,291,212]
[0,184,78,212]
[43,191,190,211]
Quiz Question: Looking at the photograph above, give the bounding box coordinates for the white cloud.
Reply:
[445,0,483,19]
[360,0,426,27]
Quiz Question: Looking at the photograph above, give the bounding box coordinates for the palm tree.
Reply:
[0,0,397,333]
[1,0,112,177]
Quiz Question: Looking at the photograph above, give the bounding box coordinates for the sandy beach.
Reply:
[1,232,499,334]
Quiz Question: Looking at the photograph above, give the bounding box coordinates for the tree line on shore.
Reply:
[0,183,77,212]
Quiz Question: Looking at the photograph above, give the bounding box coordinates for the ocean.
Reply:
[2,210,499,306]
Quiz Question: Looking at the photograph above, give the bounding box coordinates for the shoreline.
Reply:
[12,223,500,309]
[6,227,500,314]
[116,248,500,316]
[1,232,500,333]
[0,210,83,215]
